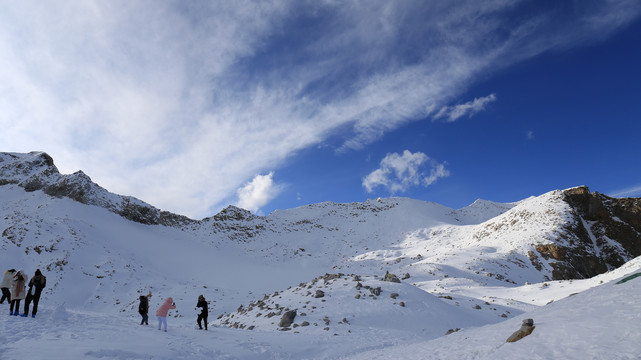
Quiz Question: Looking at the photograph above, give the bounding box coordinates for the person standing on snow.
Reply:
[138,291,152,325]
[22,269,46,317]
[196,295,208,330]
[156,297,176,332]
[10,270,27,316]
[1,269,16,304]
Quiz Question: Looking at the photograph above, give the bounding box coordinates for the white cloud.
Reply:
[527,130,535,140]
[609,184,641,198]
[363,150,449,194]
[0,1,638,218]
[235,172,284,213]
[434,94,497,122]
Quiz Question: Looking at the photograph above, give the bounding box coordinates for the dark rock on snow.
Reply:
[506,318,535,343]
[383,271,401,283]
[279,310,297,328]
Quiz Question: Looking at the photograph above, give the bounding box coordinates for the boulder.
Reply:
[506,319,535,343]
[383,271,401,283]
[279,310,297,328]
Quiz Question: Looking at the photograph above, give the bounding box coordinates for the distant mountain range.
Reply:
[3,151,640,277]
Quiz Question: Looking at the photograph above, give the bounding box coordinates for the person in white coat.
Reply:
[10,270,27,316]
[1,269,15,304]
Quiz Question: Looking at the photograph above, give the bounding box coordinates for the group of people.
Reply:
[137,293,209,331]
[1,268,47,318]
[3,267,208,331]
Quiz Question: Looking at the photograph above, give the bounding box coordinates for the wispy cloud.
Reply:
[609,184,641,198]
[0,1,639,218]
[434,94,497,122]
[363,150,449,194]
[236,172,285,213]
[527,130,535,140]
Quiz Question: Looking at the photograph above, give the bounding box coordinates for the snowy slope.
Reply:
[345,257,641,360]
[0,183,328,317]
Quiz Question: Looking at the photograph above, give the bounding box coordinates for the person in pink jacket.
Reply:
[156,297,176,332]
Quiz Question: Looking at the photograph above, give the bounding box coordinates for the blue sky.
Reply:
[1,1,640,218]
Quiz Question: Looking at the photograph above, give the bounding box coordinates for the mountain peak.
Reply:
[213,205,258,222]
[0,151,193,227]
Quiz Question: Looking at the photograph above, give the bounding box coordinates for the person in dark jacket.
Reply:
[196,294,208,330]
[22,269,46,317]
[138,292,152,325]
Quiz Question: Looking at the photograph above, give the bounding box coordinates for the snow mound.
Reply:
[51,303,70,322]
[214,273,513,340]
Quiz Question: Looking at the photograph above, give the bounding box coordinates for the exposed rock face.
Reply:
[564,186,641,255]
[531,186,641,280]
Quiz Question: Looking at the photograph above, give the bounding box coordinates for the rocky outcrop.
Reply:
[208,206,268,241]
[382,271,401,283]
[564,187,641,255]
[524,187,641,280]
[531,187,641,280]
[531,243,607,280]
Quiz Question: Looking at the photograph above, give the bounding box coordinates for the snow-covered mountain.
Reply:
[1,151,640,359]
[0,151,193,227]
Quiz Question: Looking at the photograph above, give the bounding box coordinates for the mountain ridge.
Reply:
[0,151,515,225]
[0,151,195,227]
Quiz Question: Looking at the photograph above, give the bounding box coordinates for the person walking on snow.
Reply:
[138,291,152,325]
[196,295,208,330]
[1,269,16,304]
[156,297,176,332]
[22,269,46,317]
[10,270,27,316]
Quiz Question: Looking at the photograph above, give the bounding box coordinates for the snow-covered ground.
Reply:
[2,153,641,359]
[1,262,640,359]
